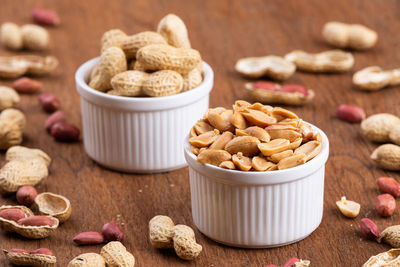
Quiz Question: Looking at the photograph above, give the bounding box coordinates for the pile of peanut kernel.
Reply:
[189,100,322,171]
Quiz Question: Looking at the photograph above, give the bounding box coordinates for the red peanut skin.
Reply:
[18,216,55,227]
[377,177,400,198]
[73,231,104,245]
[12,77,43,94]
[280,84,308,96]
[0,209,26,222]
[38,93,60,113]
[336,104,365,123]
[31,8,60,26]
[30,248,54,256]
[101,221,124,242]
[376,194,396,217]
[51,121,80,142]
[16,186,38,206]
[45,111,66,132]
[283,258,300,267]
[9,248,29,253]
[253,81,277,91]
[360,218,379,239]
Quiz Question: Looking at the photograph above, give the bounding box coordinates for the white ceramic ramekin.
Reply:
[75,57,214,173]
[184,124,329,248]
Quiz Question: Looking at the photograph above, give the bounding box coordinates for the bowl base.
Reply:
[203,232,312,249]
[94,160,188,174]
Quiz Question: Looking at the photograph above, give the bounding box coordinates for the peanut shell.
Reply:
[157,14,191,48]
[0,159,48,194]
[0,22,23,50]
[285,49,354,72]
[353,66,393,91]
[173,224,202,260]
[390,125,400,146]
[35,192,71,223]
[89,46,127,92]
[100,241,135,267]
[136,44,201,74]
[111,70,148,96]
[0,55,58,78]
[0,86,19,111]
[21,24,49,51]
[371,144,400,171]
[235,55,296,80]
[68,253,106,267]
[101,29,127,52]
[122,31,167,59]
[182,67,202,91]
[0,205,58,239]
[142,70,183,97]
[6,146,51,167]
[149,215,174,249]
[3,249,56,267]
[361,113,400,142]
[363,248,400,267]
[377,225,400,248]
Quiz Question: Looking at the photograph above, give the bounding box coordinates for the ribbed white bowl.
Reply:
[184,124,329,248]
[75,57,214,173]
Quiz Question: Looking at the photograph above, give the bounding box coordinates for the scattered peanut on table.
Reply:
[245,81,315,106]
[0,22,49,51]
[353,66,400,91]
[336,196,360,218]
[284,49,354,73]
[322,21,377,50]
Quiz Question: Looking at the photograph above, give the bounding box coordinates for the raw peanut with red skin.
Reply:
[360,218,379,239]
[38,93,60,113]
[9,248,28,253]
[281,84,308,96]
[283,257,300,267]
[336,104,365,123]
[18,215,55,227]
[0,209,26,222]
[73,231,105,245]
[45,111,66,132]
[102,221,124,242]
[253,81,277,91]
[30,248,54,256]
[376,193,396,217]
[377,177,400,197]
[31,8,60,26]
[51,121,80,142]
[12,77,42,94]
[16,185,37,206]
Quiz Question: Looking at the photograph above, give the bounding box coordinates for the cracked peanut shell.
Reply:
[35,192,71,223]
[67,253,106,267]
[3,249,56,267]
[0,205,59,239]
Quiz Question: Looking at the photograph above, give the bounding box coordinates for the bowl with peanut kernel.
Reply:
[75,14,214,173]
[184,100,329,247]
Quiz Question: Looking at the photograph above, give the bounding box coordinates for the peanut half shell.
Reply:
[3,249,56,266]
[35,192,72,223]
[284,49,354,73]
[68,253,106,267]
[0,205,59,239]
[363,248,400,267]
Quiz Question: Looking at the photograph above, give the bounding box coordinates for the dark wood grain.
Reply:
[0,0,399,266]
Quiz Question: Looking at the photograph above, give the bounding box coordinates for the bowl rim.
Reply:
[184,122,329,185]
[75,57,214,111]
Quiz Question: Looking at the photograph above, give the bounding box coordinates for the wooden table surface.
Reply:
[1,0,400,266]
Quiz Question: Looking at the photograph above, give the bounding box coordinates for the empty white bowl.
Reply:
[184,123,329,247]
[75,57,214,173]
